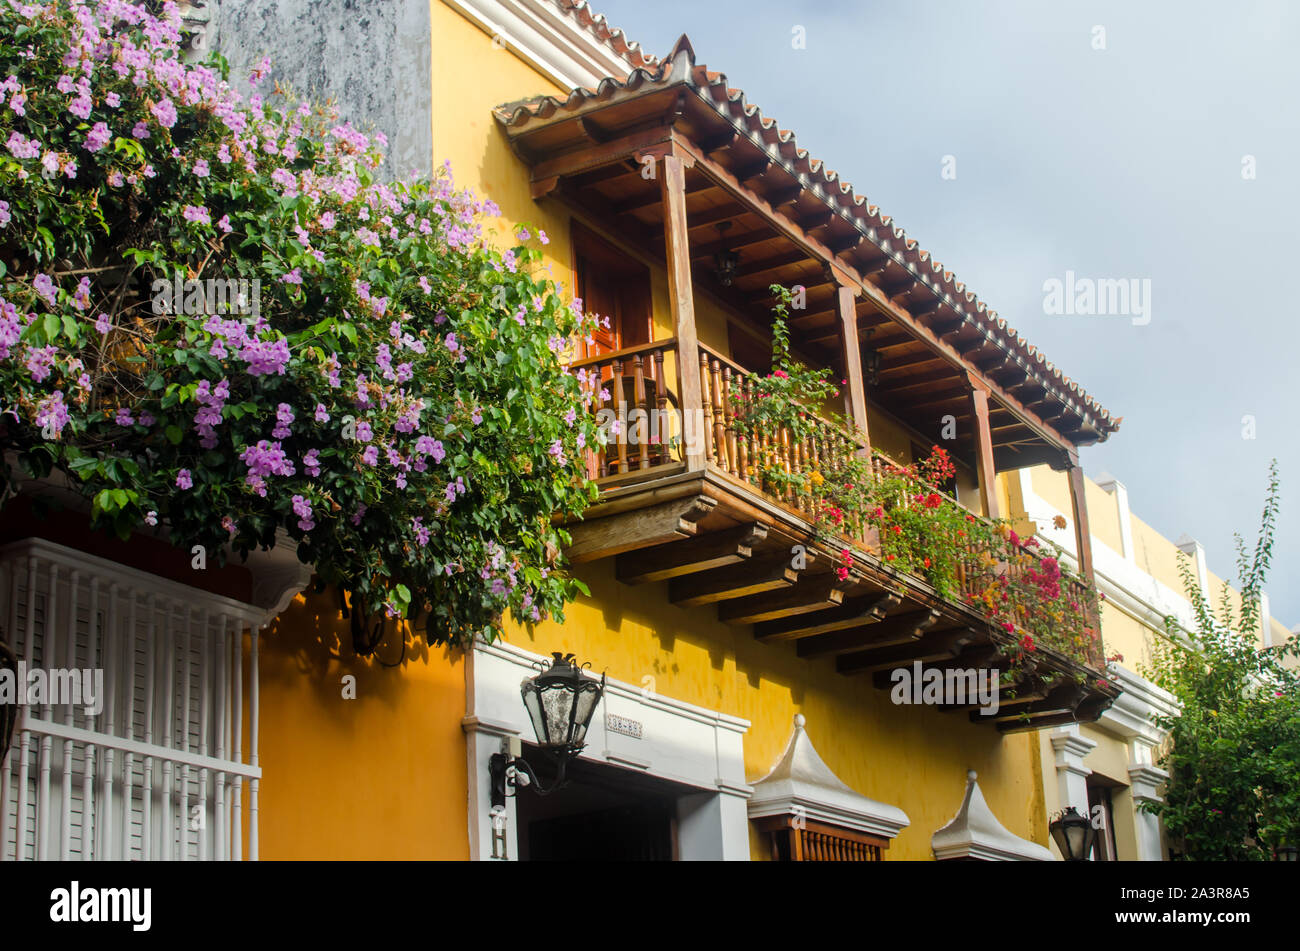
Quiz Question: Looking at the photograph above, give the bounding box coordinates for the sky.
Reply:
[585,0,1300,626]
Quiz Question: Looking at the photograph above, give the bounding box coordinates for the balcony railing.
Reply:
[570,339,1102,672]
[569,338,681,481]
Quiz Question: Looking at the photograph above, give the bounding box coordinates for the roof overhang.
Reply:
[496,34,1121,458]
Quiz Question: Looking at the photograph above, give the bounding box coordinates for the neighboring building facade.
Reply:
[0,0,1288,862]
[1009,465,1286,861]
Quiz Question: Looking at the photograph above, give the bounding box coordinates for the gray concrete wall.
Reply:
[208,0,432,180]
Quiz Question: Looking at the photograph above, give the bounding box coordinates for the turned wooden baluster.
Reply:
[699,353,716,468]
[632,354,649,470]
[653,348,667,464]
[779,426,793,502]
[710,358,727,472]
[722,366,737,477]
[612,357,629,475]
[593,372,609,478]
[736,376,750,480]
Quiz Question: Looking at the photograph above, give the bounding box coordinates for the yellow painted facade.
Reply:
[253,4,1052,861]
[251,1,1288,862]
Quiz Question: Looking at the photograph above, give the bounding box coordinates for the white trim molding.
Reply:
[747,714,909,841]
[1094,663,1179,748]
[1016,468,1200,635]
[1050,725,1096,816]
[1093,473,1135,562]
[1175,535,1210,605]
[442,0,639,91]
[463,638,752,861]
[932,770,1053,861]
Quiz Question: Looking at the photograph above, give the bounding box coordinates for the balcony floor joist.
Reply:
[561,468,1119,731]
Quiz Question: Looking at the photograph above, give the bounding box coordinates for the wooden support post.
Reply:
[834,283,871,454]
[967,374,1000,520]
[1065,451,1096,586]
[659,149,707,471]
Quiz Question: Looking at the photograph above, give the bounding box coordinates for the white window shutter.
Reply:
[0,539,264,860]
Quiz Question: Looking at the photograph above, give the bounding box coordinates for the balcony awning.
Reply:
[495,32,1120,460]
[748,714,909,840]
[931,769,1054,861]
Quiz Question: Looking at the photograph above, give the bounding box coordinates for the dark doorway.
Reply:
[572,221,652,358]
[515,745,695,861]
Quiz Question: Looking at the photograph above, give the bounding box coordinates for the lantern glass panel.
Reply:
[569,682,602,747]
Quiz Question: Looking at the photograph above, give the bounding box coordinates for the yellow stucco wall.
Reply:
[503,559,1050,861]
[1128,515,1186,596]
[257,588,469,859]
[1098,599,1159,670]
[257,5,1057,860]
[1085,480,1123,561]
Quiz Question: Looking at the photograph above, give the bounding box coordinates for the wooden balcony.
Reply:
[499,40,1120,729]
[565,344,1117,733]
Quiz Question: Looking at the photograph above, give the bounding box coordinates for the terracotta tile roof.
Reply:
[504,18,1120,440]
[550,0,659,71]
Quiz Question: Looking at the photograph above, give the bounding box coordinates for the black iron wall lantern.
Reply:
[712,221,739,286]
[1049,805,1095,861]
[862,329,882,387]
[714,250,739,287]
[1276,844,1298,862]
[489,652,605,809]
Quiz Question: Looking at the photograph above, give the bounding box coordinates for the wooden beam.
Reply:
[660,150,707,471]
[669,552,806,608]
[870,643,1002,690]
[689,227,773,260]
[615,523,768,584]
[699,128,738,154]
[984,680,1083,726]
[798,607,941,659]
[835,284,870,450]
[578,116,615,144]
[734,249,810,279]
[684,203,750,230]
[862,254,892,277]
[531,126,672,185]
[566,495,715,563]
[836,627,974,675]
[826,232,863,255]
[754,591,900,642]
[968,374,1000,520]
[766,185,802,210]
[718,575,846,625]
[796,208,833,231]
[668,133,1083,454]
[734,156,772,184]
[1066,452,1098,615]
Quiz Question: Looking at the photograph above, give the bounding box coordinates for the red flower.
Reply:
[1019,634,1035,652]
[924,492,942,509]
[923,557,931,568]
[886,554,895,561]
[771,369,789,379]
[1002,621,1015,633]
[892,525,902,534]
